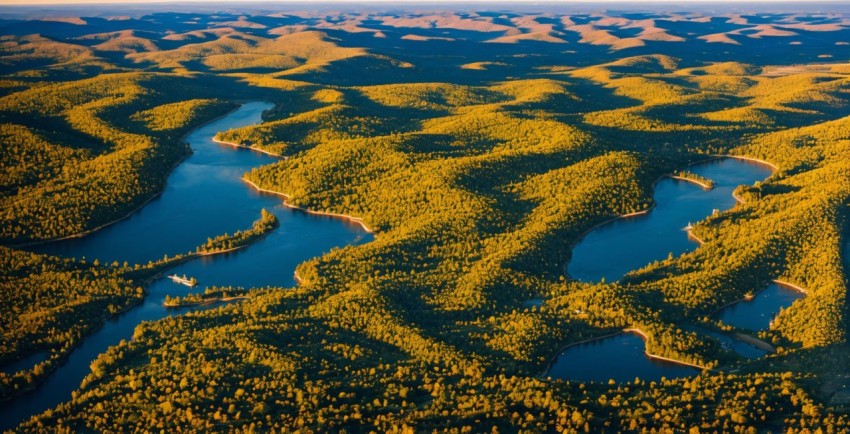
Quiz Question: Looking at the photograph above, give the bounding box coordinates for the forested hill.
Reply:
[2,7,850,432]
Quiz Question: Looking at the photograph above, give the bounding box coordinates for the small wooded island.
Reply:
[163,286,250,307]
[197,208,279,254]
[670,170,716,190]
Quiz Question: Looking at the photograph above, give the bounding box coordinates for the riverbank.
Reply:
[667,175,713,190]
[135,230,277,287]
[9,104,253,249]
[198,99,370,238]
[163,295,249,308]
[9,150,192,249]
[0,293,144,405]
[539,330,624,379]
[541,327,710,381]
[732,332,776,352]
[196,208,279,255]
[771,279,809,295]
[716,154,779,171]
[565,154,766,281]
[212,138,286,158]
[623,328,712,371]
[241,178,374,234]
[707,279,809,319]
[686,229,706,244]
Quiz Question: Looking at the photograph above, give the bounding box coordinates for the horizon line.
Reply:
[2,0,849,5]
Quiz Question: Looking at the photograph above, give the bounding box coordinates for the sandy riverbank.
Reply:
[241,178,374,234]
[212,138,286,158]
[564,154,772,281]
[163,295,249,308]
[667,175,713,190]
[540,328,711,380]
[623,328,712,371]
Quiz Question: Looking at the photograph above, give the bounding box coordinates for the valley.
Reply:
[1,3,849,431]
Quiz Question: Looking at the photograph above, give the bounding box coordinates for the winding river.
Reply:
[2,102,372,430]
[548,157,776,382]
[567,158,773,284]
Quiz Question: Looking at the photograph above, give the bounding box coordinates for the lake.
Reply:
[2,102,372,430]
[567,158,773,283]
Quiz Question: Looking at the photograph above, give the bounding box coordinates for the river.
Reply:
[2,102,372,430]
[549,157,776,382]
[567,158,773,283]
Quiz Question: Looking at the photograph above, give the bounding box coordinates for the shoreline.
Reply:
[163,295,249,308]
[686,229,706,244]
[685,323,777,354]
[136,222,279,286]
[622,328,712,371]
[771,279,809,295]
[552,154,781,377]
[241,178,375,234]
[563,154,775,281]
[732,191,745,204]
[8,151,190,249]
[195,214,280,258]
[732,332,777,353]
[538,330,624,379]
[0,292,144,406]
[666,175,713,190]
[714,154,779,171]
[8,103,251,249]
[540,328,710,381]
[196,245,248,257]
[0,102,277,426]
[212,137,286,158]
[707,279,809,318]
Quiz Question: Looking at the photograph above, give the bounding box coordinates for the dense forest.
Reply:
[1,7,849,432]
[0,247,142,402]
[0,208,277,405]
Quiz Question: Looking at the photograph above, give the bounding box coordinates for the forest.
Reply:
[197,209,278,254]
[1,7,849,433]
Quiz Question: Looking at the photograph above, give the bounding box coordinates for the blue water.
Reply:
[845,235,850,295]
[29,102,362,266]
[1,352,47,376]
[717,283,805,331]
[567,158,773,283]
[2,102,371,430]
[549,157,775,382]
[682,325,767,359]
[545,332,700,383]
